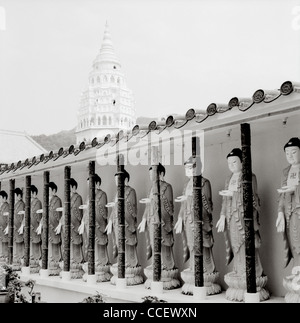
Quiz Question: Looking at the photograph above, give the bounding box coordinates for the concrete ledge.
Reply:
[18,272,285,304]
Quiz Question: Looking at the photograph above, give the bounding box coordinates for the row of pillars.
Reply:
[3,123,256,297]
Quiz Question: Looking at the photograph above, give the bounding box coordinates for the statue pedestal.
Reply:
[30,259,41,274]
[12,258,22,272]
[110,263,144,286]
[144,265,181,290]
[283,266,300,303]
[70,262,84,279]
[180,268,221,296]
[39,269,49,278]
[95,263,113,283]
[224,271,270,302]
[48,259,61,276]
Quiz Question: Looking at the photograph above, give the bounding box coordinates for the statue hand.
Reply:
[36,209,43,214]
[276,212,285,232]
[105,220,113,234]
[36,223,42,235]
[18,224,24,235]
[4,226,8,235]
[174,217,183,233]
[18,210,25,215]
[78,221,84,235]
[139,198,150,204]
[216,215,226,232]
[138,218,146,232]
[54,223,62,235]
[175,196,187,203]
[277,186,296,194]
[79,204,87,210]
[219,190,233,197]
[105,202,115,208]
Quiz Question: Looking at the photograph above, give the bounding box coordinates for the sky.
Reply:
[0,0,299,136]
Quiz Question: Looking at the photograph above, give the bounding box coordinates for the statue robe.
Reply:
[70,192,84,264]
[30,197,42,260]
[178,177,216,273]
[111,185,139,268]
[0,202,9,258]
[220,172,263,276]
[49,195,62,262]
[142,180,175,270]
[13,199,25,261]
[278,165,300,267]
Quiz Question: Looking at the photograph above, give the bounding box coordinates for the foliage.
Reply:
[2,265,38,303]
[80,291,106,303]
[141,295,167,303]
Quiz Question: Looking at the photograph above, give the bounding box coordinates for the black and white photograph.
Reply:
[0,0,299,308]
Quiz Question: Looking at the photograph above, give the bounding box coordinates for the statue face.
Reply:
[49,188,56,197]
[32,192,37,198]
[15,194,22,201]
[285,146,300,165]
[149,169,154,181]
[0,196,4,204]
[185,164,194,178]
[227,156,242,173]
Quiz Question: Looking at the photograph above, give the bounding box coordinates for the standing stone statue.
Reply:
[216,148,269,302]
[29,185,43,274]
[174,156,221,295]
[138,163,180,290]
[67,178,85,279]
[48,182,63,276]
[106,169,143,286]
[13,188,25,271]
[79,174,112,282]
[276,137,300,303]
[0,191,9,264]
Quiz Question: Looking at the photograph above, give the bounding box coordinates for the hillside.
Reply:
[31,116,158,151]
[31,128,76,151]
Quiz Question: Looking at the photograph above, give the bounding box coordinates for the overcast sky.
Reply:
[0,0,299,136]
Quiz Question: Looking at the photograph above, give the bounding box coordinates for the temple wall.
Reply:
[1,114,299,299]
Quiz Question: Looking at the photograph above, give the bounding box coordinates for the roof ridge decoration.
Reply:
[1,80,300,176]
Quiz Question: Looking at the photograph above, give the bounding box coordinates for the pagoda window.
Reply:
[111,76,115,83]
[103,115,107,126]
[109,116,112,125]
[98,116,101,125]
[104,75,108,82]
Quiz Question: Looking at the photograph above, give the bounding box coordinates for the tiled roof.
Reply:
[0,80,300,177]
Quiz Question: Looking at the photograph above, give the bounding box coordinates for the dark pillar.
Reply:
[117,154,125,279]
[63,166,71,272]
[151,146,162,282]
[41,171,49,270]
[192,136,204,287]
[241,123,256,293]
[88,160,95,276]
[8,179,15,265]
[23,176,31,268]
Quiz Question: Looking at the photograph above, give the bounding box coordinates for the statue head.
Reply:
[49,182,57,197]
[30,185,38,198]
[226,148,242,174]
[0,190,8,203]
[114,169,130,186]
[149,163,165,181]
[69,178,78,194]
[284,137,300,166]
[14,187,23,201]
[184,156,202,177]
